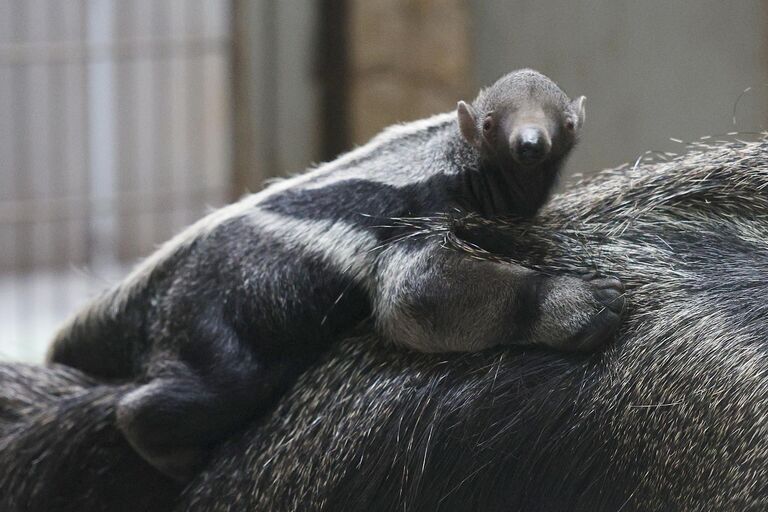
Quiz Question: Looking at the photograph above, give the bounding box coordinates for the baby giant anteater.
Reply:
[48,69,624,479]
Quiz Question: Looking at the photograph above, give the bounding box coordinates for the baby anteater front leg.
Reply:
[116,321,295,481]
[374,241,624,353]
[526,271,625,351]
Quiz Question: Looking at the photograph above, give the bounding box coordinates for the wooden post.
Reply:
[347,0,472,145]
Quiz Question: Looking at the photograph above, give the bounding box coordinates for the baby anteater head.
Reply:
[456,69,585,217]
[458,69,585,167]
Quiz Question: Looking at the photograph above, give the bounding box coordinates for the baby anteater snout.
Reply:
[512,126,551,165]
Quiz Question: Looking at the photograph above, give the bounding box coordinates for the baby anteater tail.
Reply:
[47,291,141,380]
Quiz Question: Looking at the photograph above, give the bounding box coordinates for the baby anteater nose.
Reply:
[512,126,551,165]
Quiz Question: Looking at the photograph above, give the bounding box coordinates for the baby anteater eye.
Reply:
[565,118,576,131]
[482,116,494,133]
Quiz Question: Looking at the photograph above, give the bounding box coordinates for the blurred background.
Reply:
[1,0,767,362]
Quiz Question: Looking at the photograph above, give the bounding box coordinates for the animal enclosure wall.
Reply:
[0,0,232,361]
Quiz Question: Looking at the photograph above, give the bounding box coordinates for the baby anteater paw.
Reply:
[532,272,625,352]
[568,272,625,351]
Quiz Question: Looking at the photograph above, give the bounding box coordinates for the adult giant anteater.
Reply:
[2,136,768,511]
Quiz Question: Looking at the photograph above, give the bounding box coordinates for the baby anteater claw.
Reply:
[528,272,626,353]
[569,273,625,351]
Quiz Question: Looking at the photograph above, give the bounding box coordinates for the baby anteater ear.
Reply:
[572,96,586,129]
[457,101,481,148]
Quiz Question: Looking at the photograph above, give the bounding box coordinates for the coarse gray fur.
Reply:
[46,70,620,479]
[2,135,767,511]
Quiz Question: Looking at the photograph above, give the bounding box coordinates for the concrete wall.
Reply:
[471,1,768,178]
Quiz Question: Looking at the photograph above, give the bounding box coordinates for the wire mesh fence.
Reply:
[0,0,232,362]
